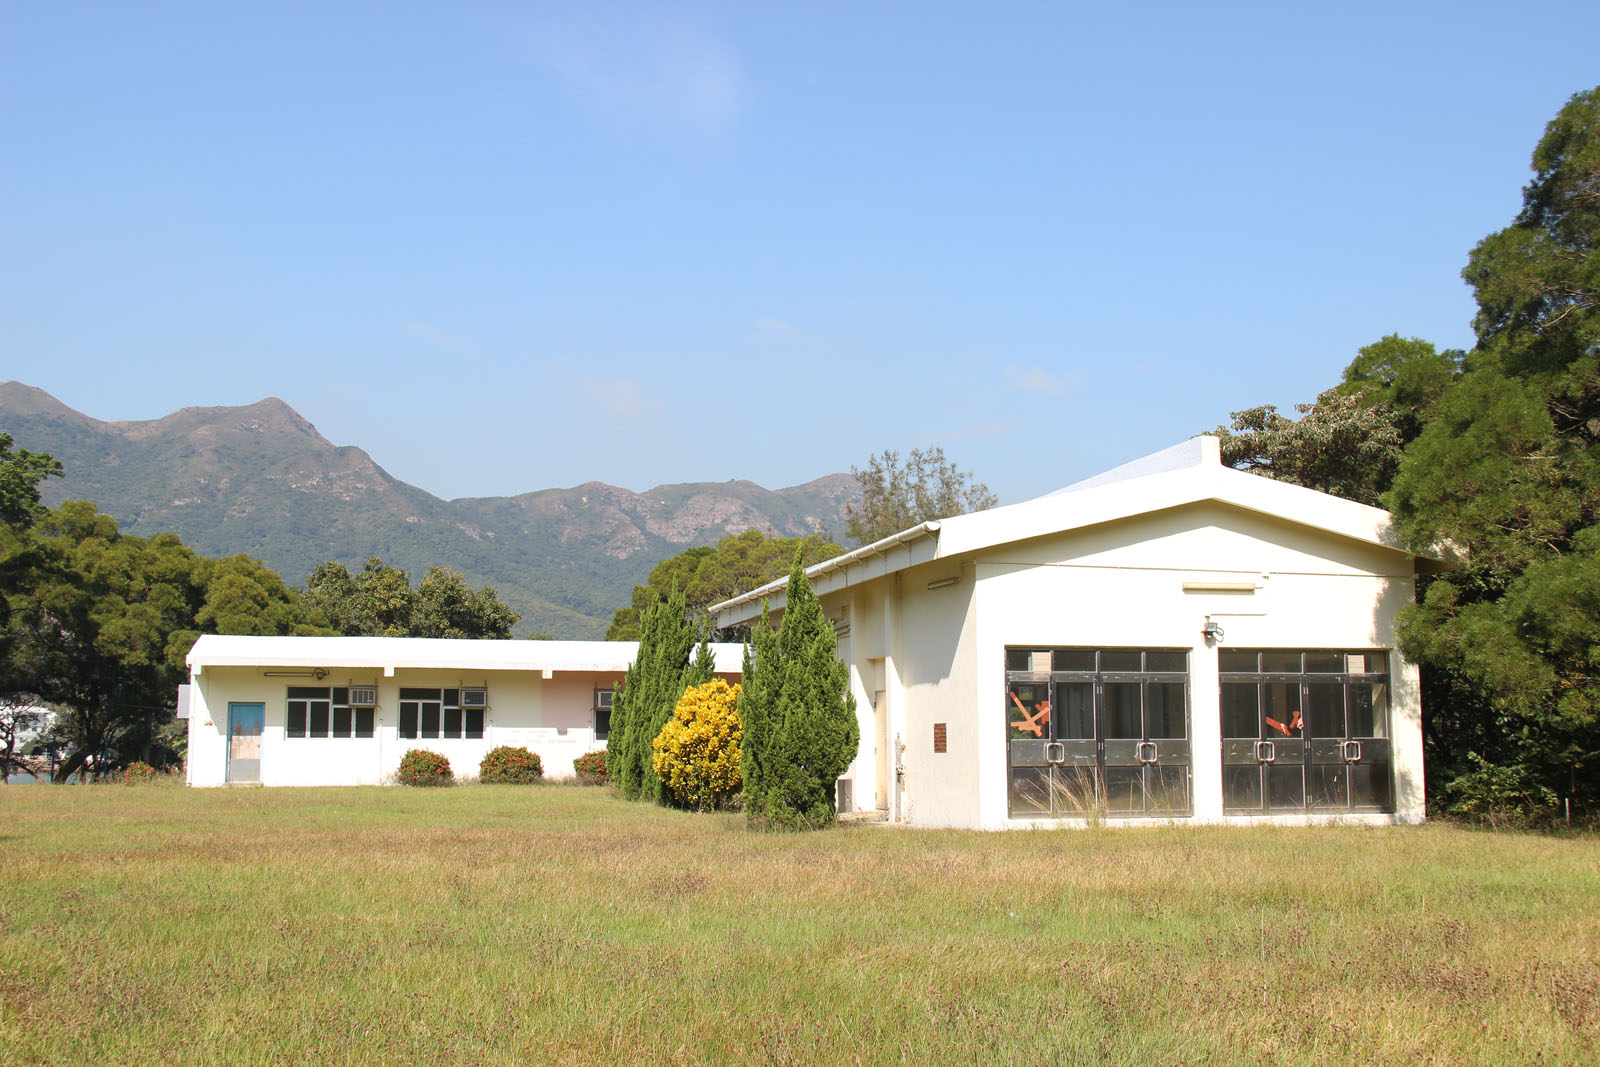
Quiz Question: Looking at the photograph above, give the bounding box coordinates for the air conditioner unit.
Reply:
[348,686,378,707]
[461,687,488,707]
[595,689,614,709]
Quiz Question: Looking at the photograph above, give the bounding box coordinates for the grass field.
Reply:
[1,784,1596,1065]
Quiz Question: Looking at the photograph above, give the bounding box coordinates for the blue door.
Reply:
[227,703,265,783]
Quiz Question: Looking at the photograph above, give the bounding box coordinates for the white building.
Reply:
[184,636,742,786]
[711,437,1445,829]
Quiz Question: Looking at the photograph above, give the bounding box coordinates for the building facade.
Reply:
[712,438,1443,830]
[184,636,742,787]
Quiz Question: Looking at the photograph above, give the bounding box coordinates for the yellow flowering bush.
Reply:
[652,679,742,812]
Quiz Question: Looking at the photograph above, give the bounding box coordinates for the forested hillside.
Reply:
[0,383,857,637]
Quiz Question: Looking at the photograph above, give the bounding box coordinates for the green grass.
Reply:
[1,785,1596,1065]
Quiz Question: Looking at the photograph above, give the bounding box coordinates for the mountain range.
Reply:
[0,382,858,637]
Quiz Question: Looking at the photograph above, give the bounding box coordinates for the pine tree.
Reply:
[738,557,859,829]
[609,586,702,803]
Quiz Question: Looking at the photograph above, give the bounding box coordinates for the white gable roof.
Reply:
[712,436,1438,623]
[187,635,745,674]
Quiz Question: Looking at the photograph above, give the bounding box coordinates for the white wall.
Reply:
[820,501,1426,829]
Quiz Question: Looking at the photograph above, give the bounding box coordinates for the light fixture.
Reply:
[262,668,329,679]
[1202,619,1225,643]
[926,576,960,590]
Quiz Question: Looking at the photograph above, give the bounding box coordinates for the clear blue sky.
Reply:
[4,2,1597,506]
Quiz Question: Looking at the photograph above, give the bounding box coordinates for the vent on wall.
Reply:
[347,686,378,707]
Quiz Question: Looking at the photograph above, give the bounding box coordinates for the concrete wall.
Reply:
[186,667,619,786]
[821,501,1425,829]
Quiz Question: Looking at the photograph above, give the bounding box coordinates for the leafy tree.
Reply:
[844,446,997,545]
[738,557,858,830]
[0,433,62,531]
[303,556,518,638]
[1388,86,1600,815]
[607,585,709,802]
[605,530,844,641]
[652,679,743,811]
[1336,334,1465,444]
[1211,388,1405,508]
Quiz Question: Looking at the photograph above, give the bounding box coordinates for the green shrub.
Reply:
[124,761,158,784]
[397,749,453,787]
[573,750,609,785]
[479,745,543,784]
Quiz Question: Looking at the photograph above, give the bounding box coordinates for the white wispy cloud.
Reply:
[403,322,471,354]
[1002,364,1082,395]
[527,11,744,136]
[754,316,794,332]
[575,375,659,419]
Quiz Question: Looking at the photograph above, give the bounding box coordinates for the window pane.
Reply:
[399,688,436,701]
[1221,684,1259,739]
[1261,651,1301,673]
[1052,649,1095,672]
[1346,652,1387,675]
[1348,761,1393,811]
[1307,764,1347,810]
[1145,650,1186,673]
[1009,767,1051,814]
[1150,765,1189,813]
[1103,767,1143,812]
[1219,650,1259,672]
[1102,683,1141,739]
[595,709,610,740]
[1305,651,1343,673]
[1349,683,1388,738]
[399,703,418,739]
[421,703,440,738]
[1224,765,1263,810]
[1007,683,1051,739]
[287,686,327,699]
[1051,765,1098,814]
[465,708,484,739]
[332,687,349,705]
[1266,765,1305,809]
[1262,683,1302,738]
[1145,682,1186,739]
[1306,685,1346,738]
[332,705,352,738]
[1005,648,1035,672]
[355,708,375,738]
[286,702,307,738]
[1057,683,1094,740]
[444,707,463,738]
[308,701,330,737]
[1100,651,1141,672]
[442,689,460,706]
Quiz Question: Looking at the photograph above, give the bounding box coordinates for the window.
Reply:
[594,689,614,741]
[1005,648,1191,818]
[397,688,484,740]
[1220,650,1393,814]
[285,687,375,739]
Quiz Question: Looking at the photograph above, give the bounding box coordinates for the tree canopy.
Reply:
[302,557,519,639]
[844,446,997,546]
[605,530,843,641]
[1385,86,1600,814]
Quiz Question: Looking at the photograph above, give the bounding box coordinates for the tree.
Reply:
[0,433,61,531]
[606,584,710,802]
[605,530,844,641]
[844,446,997,545]
[1388,87,1600,815]
[1336,334,1464,444]
[738,556,858,830]
[1211,388,1406,508]
[652,678,743,811]
[302,557,518,639]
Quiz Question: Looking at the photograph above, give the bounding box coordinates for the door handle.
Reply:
[1342,740,1361,762]
[1255,740,1276,763]
[1044,742,1065,764]
[1137,741,1158,764]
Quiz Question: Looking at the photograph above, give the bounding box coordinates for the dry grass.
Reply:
[1,784,1596,1065]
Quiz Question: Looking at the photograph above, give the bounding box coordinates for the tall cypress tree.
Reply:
[610,585,702,803]
[738,557,859,829]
